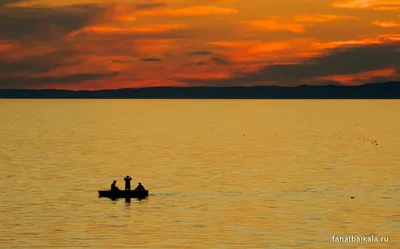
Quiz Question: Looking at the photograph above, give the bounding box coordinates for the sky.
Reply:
[0,0,399,89]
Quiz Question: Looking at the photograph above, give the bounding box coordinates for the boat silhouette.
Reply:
[98,189,149,199]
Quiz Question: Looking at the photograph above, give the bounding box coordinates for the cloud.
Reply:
[0,1,179,42]
[0,43,120,89]
[331,0,400,10]
[204,0,237,2]
[0,50,75,74]
[0,72,119,89]
[182,61,208,67]
[209,41,286,49]
[319,68,397,85]
[135,5,238,17]
[181,49,230,67]
[242,18,305,33]
[211,56,230,65]
[140,57,162,62]
[294,14,355,23]
[187,51,214,56]
[69,24,196,43]
[372,20,400,28]
[209,41,290,62]
[132,2,166,10]
[300,18,388,41]
[242,14,356,33]
[0,0,28,6]
[185,50,230,64]
[181,41,400,86]
[179,54,230,69]
[110,1,167,22]
[0,3,107,41]
[79,24,188,34]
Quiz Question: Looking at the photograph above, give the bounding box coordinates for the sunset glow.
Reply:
[0,0,399,89]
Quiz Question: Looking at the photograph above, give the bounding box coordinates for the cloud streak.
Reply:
[0,4,107,42]
[187,51,215,56]
[140,57,162,62]
[0,72,119,89]
[0,51,75,74]
[135,5,238,17]
[372,20,400,28]
[332,0,400,10]
[241,14,356,33]
[181,42,400,86]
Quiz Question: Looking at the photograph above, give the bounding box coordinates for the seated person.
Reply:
[134,182,145,192]
[110,180,120,191]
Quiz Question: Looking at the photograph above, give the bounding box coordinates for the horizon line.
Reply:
[1,81,398,92]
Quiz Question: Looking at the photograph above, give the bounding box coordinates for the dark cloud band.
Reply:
[181,41,400,86]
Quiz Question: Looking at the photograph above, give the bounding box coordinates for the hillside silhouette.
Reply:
[0,81,399,99]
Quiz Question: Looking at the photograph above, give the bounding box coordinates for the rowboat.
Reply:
[98,190,149,199]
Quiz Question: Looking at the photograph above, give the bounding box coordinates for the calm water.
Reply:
[0,100,399,248]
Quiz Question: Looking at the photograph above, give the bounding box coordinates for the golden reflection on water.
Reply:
[0,100,399,248]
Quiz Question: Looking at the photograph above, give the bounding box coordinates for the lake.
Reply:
[0,100,398,248]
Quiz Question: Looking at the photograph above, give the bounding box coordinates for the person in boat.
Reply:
[110,180,120,191]
[134,182,145,192]
[124,175,132,191]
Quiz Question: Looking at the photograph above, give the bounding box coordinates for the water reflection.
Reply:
[1,100,399,249]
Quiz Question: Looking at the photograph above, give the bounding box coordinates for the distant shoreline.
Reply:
[0,81,399,99]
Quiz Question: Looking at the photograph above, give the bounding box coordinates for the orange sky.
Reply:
[0,0,399,89]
